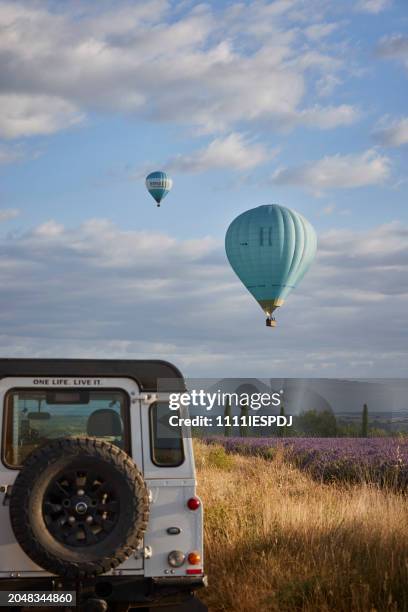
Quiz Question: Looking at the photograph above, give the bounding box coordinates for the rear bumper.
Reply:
[0,575,207,608]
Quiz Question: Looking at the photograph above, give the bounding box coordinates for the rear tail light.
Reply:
[187,551,201,565]
[187,496,200,511]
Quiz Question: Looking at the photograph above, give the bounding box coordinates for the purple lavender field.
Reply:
[205,437,408,488]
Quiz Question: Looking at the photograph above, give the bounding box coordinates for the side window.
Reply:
[149,402,184,467]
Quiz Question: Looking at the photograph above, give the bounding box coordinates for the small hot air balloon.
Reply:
[225,204,317,327]
[145,171,173,207]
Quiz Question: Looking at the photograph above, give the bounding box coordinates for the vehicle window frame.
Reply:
[1,387,132,470]
[149,401,185,467]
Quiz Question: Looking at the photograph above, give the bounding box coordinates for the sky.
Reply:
[0,0,407,377]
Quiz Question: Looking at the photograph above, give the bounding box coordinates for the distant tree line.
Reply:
[222,401,403,438]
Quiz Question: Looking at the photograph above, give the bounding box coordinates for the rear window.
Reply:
[150,402,184,467]
[3,389,129,468]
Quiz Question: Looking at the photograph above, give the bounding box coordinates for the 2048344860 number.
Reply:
[0,591,76,607]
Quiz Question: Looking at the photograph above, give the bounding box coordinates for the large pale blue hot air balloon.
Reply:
[145,171,173,207]
[225,204,317,327]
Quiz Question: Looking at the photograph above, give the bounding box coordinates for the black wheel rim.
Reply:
[42,467,120,547]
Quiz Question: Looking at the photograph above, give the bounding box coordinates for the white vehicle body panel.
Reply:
[0,376,203,579]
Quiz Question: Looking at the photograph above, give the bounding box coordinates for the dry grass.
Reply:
[195,441,408,612]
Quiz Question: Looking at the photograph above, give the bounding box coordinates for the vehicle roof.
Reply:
[0,358,185,392]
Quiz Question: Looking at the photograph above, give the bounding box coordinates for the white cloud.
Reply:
[373,117,408,147]
[0,209,20,222]
[316,74,343,97]
[0,142,42,164]
[305,22,338,41]
[0,144,25,164]
[0,1,353,137]
[272,149,391,192]
[263,104,359,130]
[296,105,360,129]
[318,221,408,261]
[0,219,406,376]
[166,133,272,173]
[33,220,65,238]
[0,95,84,139]
[376,34,408,70]
[355,0,392,13]
[320,204,336,215]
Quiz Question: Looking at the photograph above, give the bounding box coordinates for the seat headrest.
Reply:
[86,409,123,437]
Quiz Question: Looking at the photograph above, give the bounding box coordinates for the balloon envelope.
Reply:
[145,171,173,205]
[225,204,317,320]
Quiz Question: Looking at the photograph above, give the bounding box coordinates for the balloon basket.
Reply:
[266,318,277,328]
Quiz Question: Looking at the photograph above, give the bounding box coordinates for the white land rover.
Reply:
[0,359,207,612]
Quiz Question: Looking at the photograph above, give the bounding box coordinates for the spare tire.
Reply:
[9,437,149,578]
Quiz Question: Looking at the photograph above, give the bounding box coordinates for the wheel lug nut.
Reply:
[86,516,93,524]
[77,489,85,496]
[68,516,75,524]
